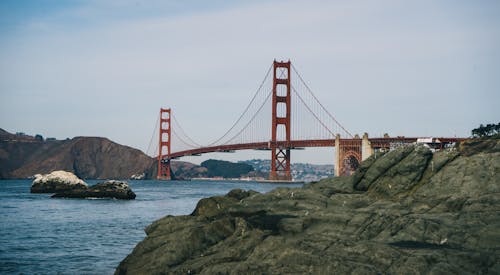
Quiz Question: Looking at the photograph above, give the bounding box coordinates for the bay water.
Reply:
[0,179,302,274]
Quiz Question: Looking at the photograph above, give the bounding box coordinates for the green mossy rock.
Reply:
[116,139,500,274]
[367,145,433,199]
[353,146,414,191]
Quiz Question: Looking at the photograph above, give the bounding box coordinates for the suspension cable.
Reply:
[171,130,200,149]
[207,63,273,146]
[291,64,353,138]
[292,87,336,138]
[146,112,160,156]
[225,89,273,144]
[171,114,202,147]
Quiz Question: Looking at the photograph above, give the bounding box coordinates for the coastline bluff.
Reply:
[31,171,136,200]
[116,138,500,274]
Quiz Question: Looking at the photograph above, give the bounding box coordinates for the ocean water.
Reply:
[0,180,302,274]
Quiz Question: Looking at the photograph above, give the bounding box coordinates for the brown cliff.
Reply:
[0,128,210,180]
[0,129,154,179]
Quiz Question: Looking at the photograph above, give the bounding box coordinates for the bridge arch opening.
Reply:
[341,151,360,176]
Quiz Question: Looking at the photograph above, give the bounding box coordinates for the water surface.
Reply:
[0,179,302,274]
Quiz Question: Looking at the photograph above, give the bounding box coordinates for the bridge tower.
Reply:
[157,108,171,180]
[270,60,292,180]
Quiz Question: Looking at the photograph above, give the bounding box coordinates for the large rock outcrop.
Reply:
[31,170,88,193]
[52,180,136,200]
[116,138,500,274]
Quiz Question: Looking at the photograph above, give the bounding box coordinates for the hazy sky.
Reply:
[1,0,499,164]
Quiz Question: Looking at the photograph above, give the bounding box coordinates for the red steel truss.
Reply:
[167,137,464,159]
[270,60,292,180]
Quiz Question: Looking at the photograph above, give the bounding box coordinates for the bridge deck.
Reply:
[168,137,463,159]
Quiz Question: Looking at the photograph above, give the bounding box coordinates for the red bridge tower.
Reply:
[157,108,171,180]
[270,60,292,180]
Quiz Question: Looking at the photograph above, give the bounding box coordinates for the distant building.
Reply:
[416,137,442,151]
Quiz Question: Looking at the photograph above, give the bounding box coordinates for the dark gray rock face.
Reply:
[52,180,136,200]
[368,145,432,199]
[116,139,500,274]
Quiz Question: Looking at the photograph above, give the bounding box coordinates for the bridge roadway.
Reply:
[168,137,461,159]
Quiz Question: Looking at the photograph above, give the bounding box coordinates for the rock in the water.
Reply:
[31,170,88,193]
[130,173,145,180]
[116,139,500,274]
[52,180,136,200]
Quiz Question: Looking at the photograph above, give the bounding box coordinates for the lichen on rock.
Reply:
[31,170,88,193]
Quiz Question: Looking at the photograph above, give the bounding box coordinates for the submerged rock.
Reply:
[31,170,88,193]
[52,180,136,200]
[116,139,500,274]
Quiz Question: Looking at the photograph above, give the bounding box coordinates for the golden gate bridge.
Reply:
[147,60,462,180]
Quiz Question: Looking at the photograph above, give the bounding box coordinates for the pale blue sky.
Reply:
[1,0,499,164]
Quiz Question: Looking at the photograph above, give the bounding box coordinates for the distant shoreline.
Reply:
[189,177,304,184]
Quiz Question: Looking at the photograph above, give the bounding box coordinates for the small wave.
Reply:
[84,197,111,200]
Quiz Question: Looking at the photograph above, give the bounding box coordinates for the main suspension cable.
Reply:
[146,112,160,156]
[171,114,202,148]
[207,63,273,146]
[225,89,273,145]
[291,87,336,138]
[172,130,200,149]
[291,64,353,138]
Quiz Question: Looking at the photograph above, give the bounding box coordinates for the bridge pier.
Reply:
[362,133,374,161]
[334,134,341,177]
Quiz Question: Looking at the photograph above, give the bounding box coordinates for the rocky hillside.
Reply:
[116,138,500,274]
[0,129,155,179]
[0,128,221,180]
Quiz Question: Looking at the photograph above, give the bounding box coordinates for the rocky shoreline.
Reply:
[116,138,500,274]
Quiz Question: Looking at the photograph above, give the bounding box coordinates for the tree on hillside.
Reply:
[472,123,500,138]
[201,159,254,178]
